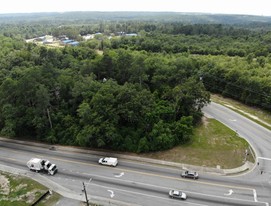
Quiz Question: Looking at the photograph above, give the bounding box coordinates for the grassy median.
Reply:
[0,171,60,206]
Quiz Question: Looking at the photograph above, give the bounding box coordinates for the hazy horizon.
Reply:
[0,0,270,16]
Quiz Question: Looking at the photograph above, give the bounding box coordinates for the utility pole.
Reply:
[82,182,89,206]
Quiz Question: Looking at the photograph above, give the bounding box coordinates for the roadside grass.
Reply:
[140,117,254,169]
[211,94,271,130]
[0,172,60,206]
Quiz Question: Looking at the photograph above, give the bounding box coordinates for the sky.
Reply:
[0,0,270,16]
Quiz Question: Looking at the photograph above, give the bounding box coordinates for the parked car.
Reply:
[98,157,118,167]
[169,190,187,200]
[181,170,199,179]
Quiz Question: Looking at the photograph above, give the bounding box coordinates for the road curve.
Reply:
[203,102,271,164]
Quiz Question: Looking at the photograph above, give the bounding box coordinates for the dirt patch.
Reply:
[202,116,209,127]
[24,189,44,204]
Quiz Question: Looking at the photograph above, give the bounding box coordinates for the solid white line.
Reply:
[253,189,258,202]
[258,157,271,161]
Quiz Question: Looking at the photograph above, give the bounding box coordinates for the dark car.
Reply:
[181,170,199,179]
[169,189,187,200]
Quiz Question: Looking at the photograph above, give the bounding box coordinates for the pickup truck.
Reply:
[98,157,118,167]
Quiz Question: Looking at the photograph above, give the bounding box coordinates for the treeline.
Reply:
[0,16,271,152]
[0,35,209,152]
[200,55,271,110]
[111,32,270,57]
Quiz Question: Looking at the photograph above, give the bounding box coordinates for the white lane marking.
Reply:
[224,189,233,196]
[107,189,114,198]
[258,157,271,161]
[253,189,258,202]
[114,172,124,178]
[229,119,237,121]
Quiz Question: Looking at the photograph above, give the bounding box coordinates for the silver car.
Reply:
[169,190,187,200]
[181,170,199,179]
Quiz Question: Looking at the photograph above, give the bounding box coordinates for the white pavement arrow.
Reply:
[224,189,233,196]
[114,172,124,178]
[107,190,115,198]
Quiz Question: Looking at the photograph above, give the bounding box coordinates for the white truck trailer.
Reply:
[26,158,58,175]
[98,157,118,167]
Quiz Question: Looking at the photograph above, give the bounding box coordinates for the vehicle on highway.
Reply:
[181,170,199,179]
[98,157,118,167]
[169,189,187,200]
[27,158,58,175]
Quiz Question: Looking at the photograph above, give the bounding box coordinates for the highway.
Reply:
[0,101,270,205]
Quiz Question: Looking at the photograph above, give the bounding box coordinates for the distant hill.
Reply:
[1,11,271,26]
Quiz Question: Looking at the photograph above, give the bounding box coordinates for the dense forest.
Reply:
[0,12,270,152]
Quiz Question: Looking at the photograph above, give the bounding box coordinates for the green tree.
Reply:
[172,77,210,122]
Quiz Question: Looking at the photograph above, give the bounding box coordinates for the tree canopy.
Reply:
[0,13,270,152]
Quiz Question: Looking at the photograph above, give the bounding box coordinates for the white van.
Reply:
[98,157,118,167]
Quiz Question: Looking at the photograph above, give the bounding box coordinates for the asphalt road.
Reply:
[0,102,270,206]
